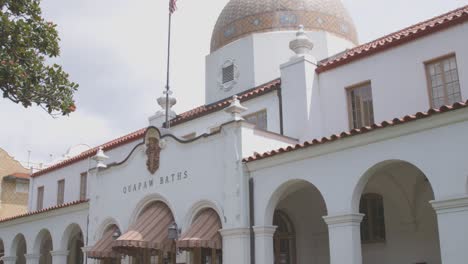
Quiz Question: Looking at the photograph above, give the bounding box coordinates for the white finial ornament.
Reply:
[93,147,109,169]
[289,25,314,56]
[224,95,248,121]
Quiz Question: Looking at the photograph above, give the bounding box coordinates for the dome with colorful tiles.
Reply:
[211,0,358,52]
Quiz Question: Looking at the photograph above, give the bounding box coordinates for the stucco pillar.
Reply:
[253,226,276,264]
[219,228,250,264]
[2,256,17,264]
[25,254,41,264]
[323,213,364,264]
[430,196,468,264]
[50,250,69,264]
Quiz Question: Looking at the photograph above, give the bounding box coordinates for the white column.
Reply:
[50,250,69,264]
[2,256,17,264]
[323,213,364,264]
[219,228,250,264]
[25,254,41,264]
[253,226,276,264]
[430,196,468,264]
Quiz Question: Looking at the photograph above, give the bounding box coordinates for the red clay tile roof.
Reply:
[10,173,30,179]
[31,79,281,178]
[244,100,468,163]
[168,79,281,127]
[31,129,147,178]
[316,5,468,73]
[0,199,88,224]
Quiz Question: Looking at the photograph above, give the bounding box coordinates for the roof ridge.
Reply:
[317,5,468,72]
[244,99,468,163]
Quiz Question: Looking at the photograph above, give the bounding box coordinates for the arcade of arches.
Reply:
[267,161,441,264]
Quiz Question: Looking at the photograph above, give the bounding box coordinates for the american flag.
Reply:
[169,0,177,14]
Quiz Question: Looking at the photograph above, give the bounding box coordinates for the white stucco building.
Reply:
[1,1,468,264]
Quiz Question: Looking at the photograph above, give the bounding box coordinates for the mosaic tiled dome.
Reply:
[211,0,358,52]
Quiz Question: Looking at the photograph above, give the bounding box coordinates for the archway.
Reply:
[11,234,27,264]
[33,229,53,264]
[0,239,4,264]
[63,224,84,264]
[267,180,329,264]
[354,160,441,264]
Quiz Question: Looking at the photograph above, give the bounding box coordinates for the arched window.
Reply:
[273,210,296,264]
[360,193,386,243]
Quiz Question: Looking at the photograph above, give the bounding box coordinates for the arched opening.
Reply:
[113,201,175,264]
[0,239,4,264]
[64,225,84,264]
[273,210,296,264]
[34,230,53,264]
[12,234,27,264]
[88,224,122,264]
[268,180,329,264]
[178,208,223,264]
[356,161,441,264]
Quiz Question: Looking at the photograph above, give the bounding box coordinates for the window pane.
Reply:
[427,55,461,108]
[348,83,374,129]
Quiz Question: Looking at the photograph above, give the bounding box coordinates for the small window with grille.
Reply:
[222,64,235,84]
[425,54,461,108]
[360,193,386,243]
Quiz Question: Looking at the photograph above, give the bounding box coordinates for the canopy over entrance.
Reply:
[177,209,222,250]
[113,202,175,255]
[87,225,121,259]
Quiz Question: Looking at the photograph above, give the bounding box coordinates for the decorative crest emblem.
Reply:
[145,128,161,175]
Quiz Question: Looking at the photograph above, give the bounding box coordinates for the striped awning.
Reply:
[87,225,121,259]
[177,209,222,250]
[112,202,174,254]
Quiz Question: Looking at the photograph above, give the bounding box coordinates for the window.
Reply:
[244,110,268,130]
[222,64,234,84]
[80,173,87,200]
[37,186,44,210]
[273,210,296,264]
[360,193,386,243]
[347,82,374,129]
[15,181,28,193]
[425,54,461,108]
[57,179,65,205]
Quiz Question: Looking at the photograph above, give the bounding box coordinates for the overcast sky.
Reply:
[1,0,467,167]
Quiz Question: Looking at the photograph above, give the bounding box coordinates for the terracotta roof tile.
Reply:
[168,79,281,127]
[316,5,468,73]
[31,129,147,178]
[0,200,88,224]
[244,100,468,163]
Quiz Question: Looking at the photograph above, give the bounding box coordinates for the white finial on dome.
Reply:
[289,25,314,56]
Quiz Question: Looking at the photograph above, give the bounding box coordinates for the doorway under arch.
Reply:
[268,180,329,264]
[355,160,441,264]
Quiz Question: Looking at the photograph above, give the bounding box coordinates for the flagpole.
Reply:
[164,11,173,129]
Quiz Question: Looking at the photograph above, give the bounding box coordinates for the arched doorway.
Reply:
[64,225,84,264]
[12,234,27,264]
[268,180,329,264]
[0,239,4,264]
[178,208,223,264]
[273,210,296,264]
[356,161,441,264]
[34,230,53,264]
[113,201,175,264]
